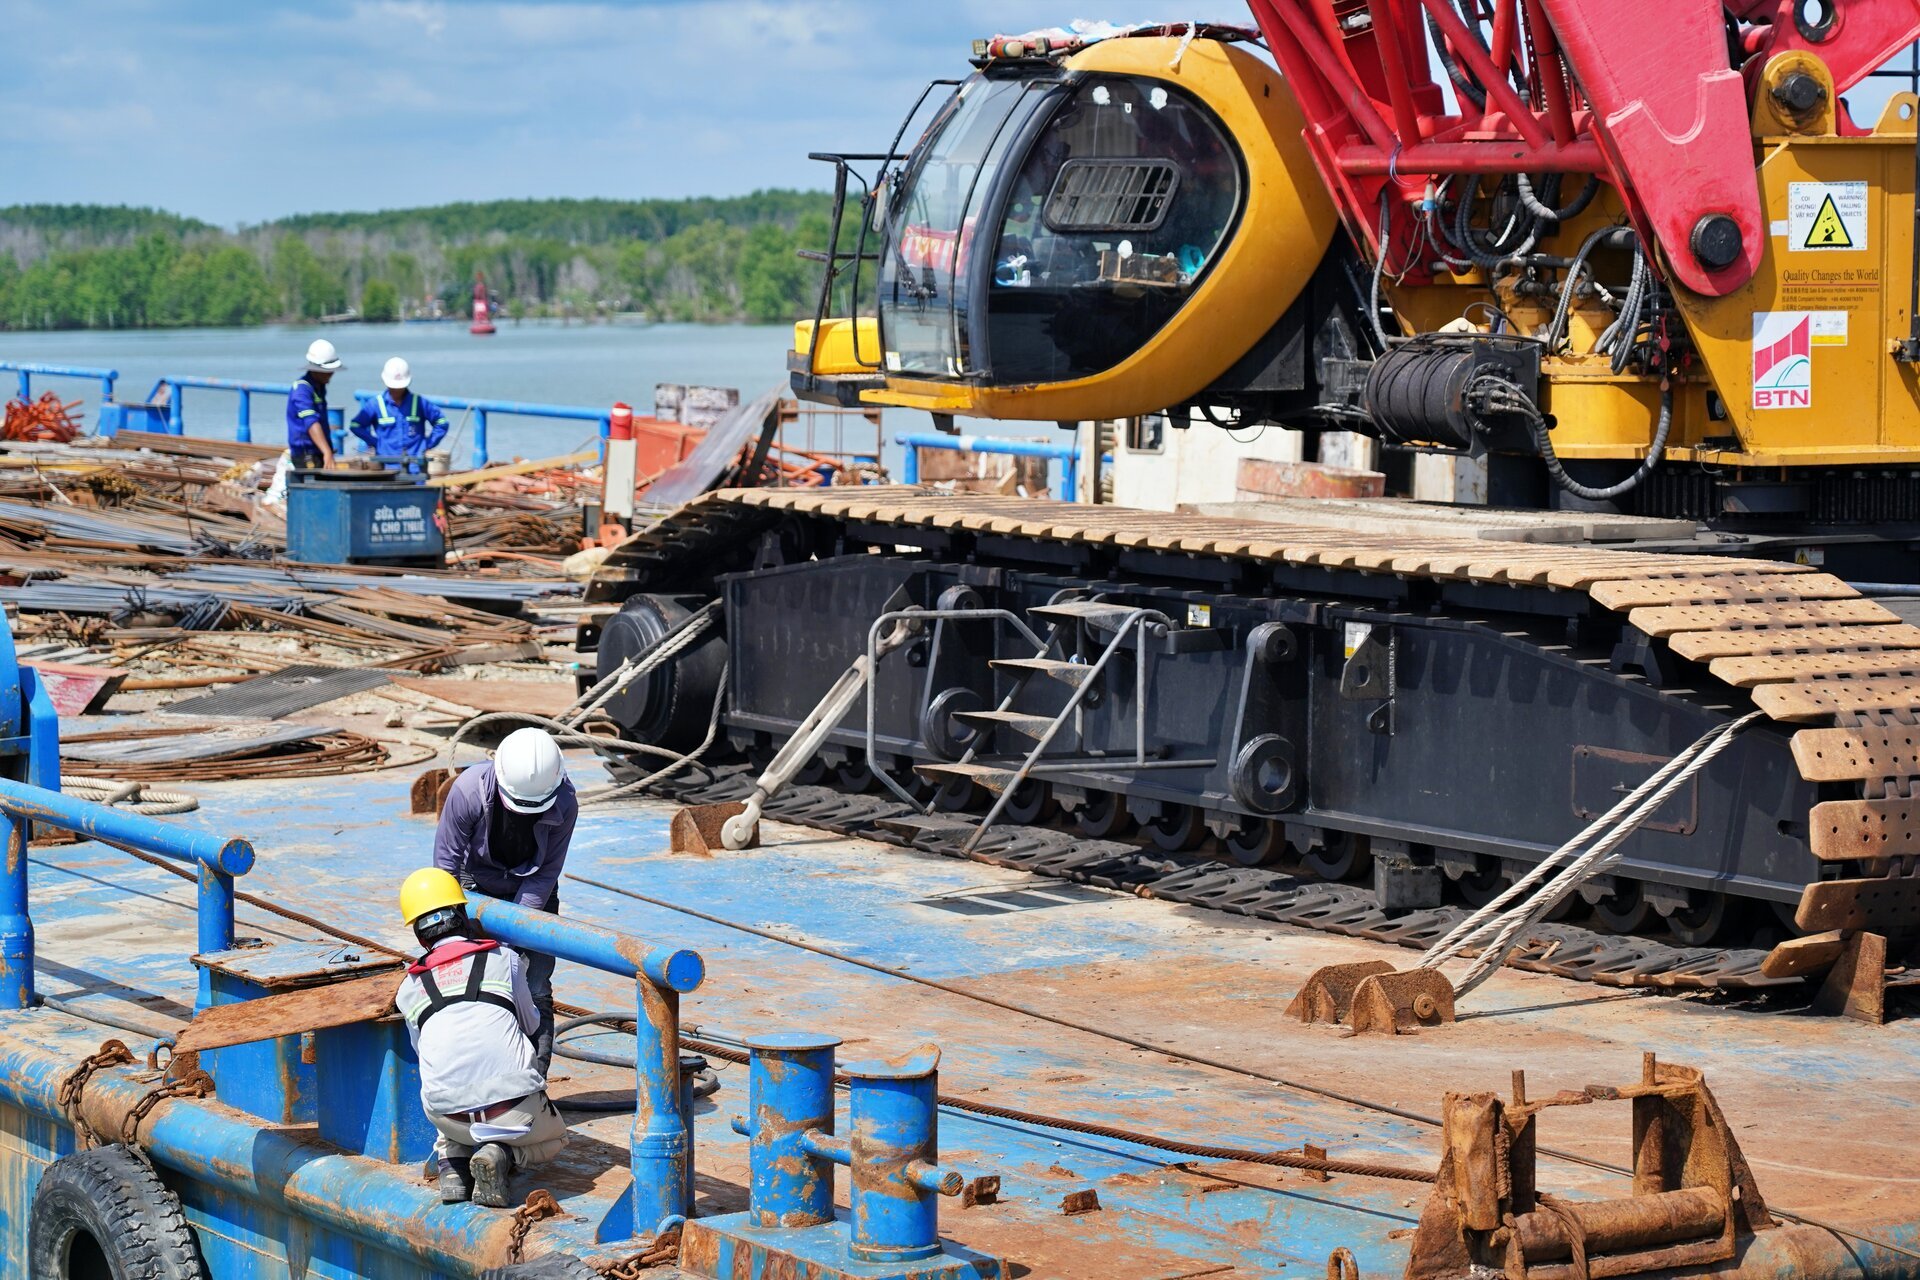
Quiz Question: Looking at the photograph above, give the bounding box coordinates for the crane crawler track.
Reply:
[639,763,1790,993]
[594,488,1920,986]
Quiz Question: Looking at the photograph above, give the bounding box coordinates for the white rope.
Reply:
[561,602,719,729]
[60,778,200,816]
[1419,712,1763,998]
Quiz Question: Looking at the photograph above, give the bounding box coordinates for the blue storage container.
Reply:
[285,473,445,566]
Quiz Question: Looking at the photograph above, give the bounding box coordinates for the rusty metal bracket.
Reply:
[1403,1054,1774,1280]
[1287,961,1457,1034]
[671,802,755,856]
[1813,929,1890,1025]
[410,766,455,817]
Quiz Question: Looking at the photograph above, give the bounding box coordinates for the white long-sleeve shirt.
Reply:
[396,940,545,1116]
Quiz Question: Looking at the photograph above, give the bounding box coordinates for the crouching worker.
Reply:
[396,867,568,1206]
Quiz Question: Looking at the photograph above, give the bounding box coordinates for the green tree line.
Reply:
[0,194,835,331]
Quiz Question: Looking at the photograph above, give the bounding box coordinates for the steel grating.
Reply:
[162,665,391,719]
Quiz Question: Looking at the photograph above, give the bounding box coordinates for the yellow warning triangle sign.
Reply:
[1806,195,1852,248]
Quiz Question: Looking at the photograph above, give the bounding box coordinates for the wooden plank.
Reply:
[1711,651,1920,686]
[1793,727,1920,782]
[1753,677,1920,722]
[1629,599,1898,637]
[1668,624,1920,660]
[1795,874,1920,934]
[1810,797,1920,860]
[1590,573,1854,609]
[430,450,597,488]
[172,972,401,1054]
[1760,930,1849,979]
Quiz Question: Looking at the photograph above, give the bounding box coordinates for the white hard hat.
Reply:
[304,339,343,372]
[381,356,413,391]
[496,728,564,813]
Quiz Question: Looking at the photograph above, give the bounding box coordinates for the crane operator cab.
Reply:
[791,27,1344,429]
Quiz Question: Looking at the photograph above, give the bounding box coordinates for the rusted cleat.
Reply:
[1347,969,1456,1034]
[1288,962,1455,1033]
[671,802,756,856]
[410,767,456,817]
[1286,960,1395,1025]
[1405,1054,1774,1280]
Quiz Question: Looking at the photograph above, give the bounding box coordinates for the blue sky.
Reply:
[0,2,1240,226]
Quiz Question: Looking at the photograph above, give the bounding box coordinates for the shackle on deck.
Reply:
[731,1034,963,1265]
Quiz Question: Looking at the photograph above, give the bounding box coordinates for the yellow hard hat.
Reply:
[399,867,466,926]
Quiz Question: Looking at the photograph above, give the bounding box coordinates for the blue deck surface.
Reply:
[7,755,1920,1278]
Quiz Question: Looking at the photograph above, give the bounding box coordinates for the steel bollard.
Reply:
[735,1033,841,1228]
[680,1051,708,1216]
[845,1045,962,1263]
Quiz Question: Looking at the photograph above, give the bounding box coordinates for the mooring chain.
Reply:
[57,1038,133,1151]
[119,1065,215,1148]
[596,1228,682,1277]
[505,1188,564,1264]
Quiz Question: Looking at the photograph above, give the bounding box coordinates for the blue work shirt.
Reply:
[285,374,330,452]
[350,389,450,457]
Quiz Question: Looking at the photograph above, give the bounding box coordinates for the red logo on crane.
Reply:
[1752,313,1812,410]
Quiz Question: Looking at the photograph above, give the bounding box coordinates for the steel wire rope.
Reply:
[1422,713,1763,997]
[76,833,1918,1258]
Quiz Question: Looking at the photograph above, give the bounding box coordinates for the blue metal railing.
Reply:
[0,362,118,410]
[128,375,611,469]
[352,390,611,470]
[0,774,255,1013]
[149,376,325,447]
[895,431,1107,502]
[466,896,703,1237]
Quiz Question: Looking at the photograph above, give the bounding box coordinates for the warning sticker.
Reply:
[1788,181,1867,251]
[1753,311,1814,410]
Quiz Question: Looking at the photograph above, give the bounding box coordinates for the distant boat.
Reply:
[470,272,497,336]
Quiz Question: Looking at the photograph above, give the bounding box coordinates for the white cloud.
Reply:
[0,0,1236,223]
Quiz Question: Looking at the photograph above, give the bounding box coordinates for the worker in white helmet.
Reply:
[349,356,451,467]
[285,339,342,470]
[432,728,577,1072]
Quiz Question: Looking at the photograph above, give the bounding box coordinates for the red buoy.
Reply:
[470,271,497,335]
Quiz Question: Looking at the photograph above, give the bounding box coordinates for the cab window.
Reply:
[986,76,1242,385]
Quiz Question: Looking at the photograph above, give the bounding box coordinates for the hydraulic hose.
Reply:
[1514,172,1600,224]
[1474,372,1672,502]
[551,1012,720,1112]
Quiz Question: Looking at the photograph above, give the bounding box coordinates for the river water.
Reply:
[0,320,914,469]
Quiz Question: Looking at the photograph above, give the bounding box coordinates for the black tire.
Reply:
[479,1255,602,1279]
[29,1144,205,1280]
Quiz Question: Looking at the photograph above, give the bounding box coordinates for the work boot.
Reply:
[437,1157,472,1204]
[470,1143,516,1208]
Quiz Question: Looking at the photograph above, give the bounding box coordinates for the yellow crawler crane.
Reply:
[585,9,1920,1023]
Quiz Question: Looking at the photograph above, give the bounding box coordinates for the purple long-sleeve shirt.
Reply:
[432,760,578,908]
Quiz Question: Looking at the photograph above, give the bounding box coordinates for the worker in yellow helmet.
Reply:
[394,868,568,1206]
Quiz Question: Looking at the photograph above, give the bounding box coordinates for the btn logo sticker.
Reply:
[1753,311,1813,410]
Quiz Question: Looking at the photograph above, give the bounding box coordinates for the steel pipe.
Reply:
[0,362,118,408]
[464,896,704,1234]
[0,776,254,878]
[352,391,613,470]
